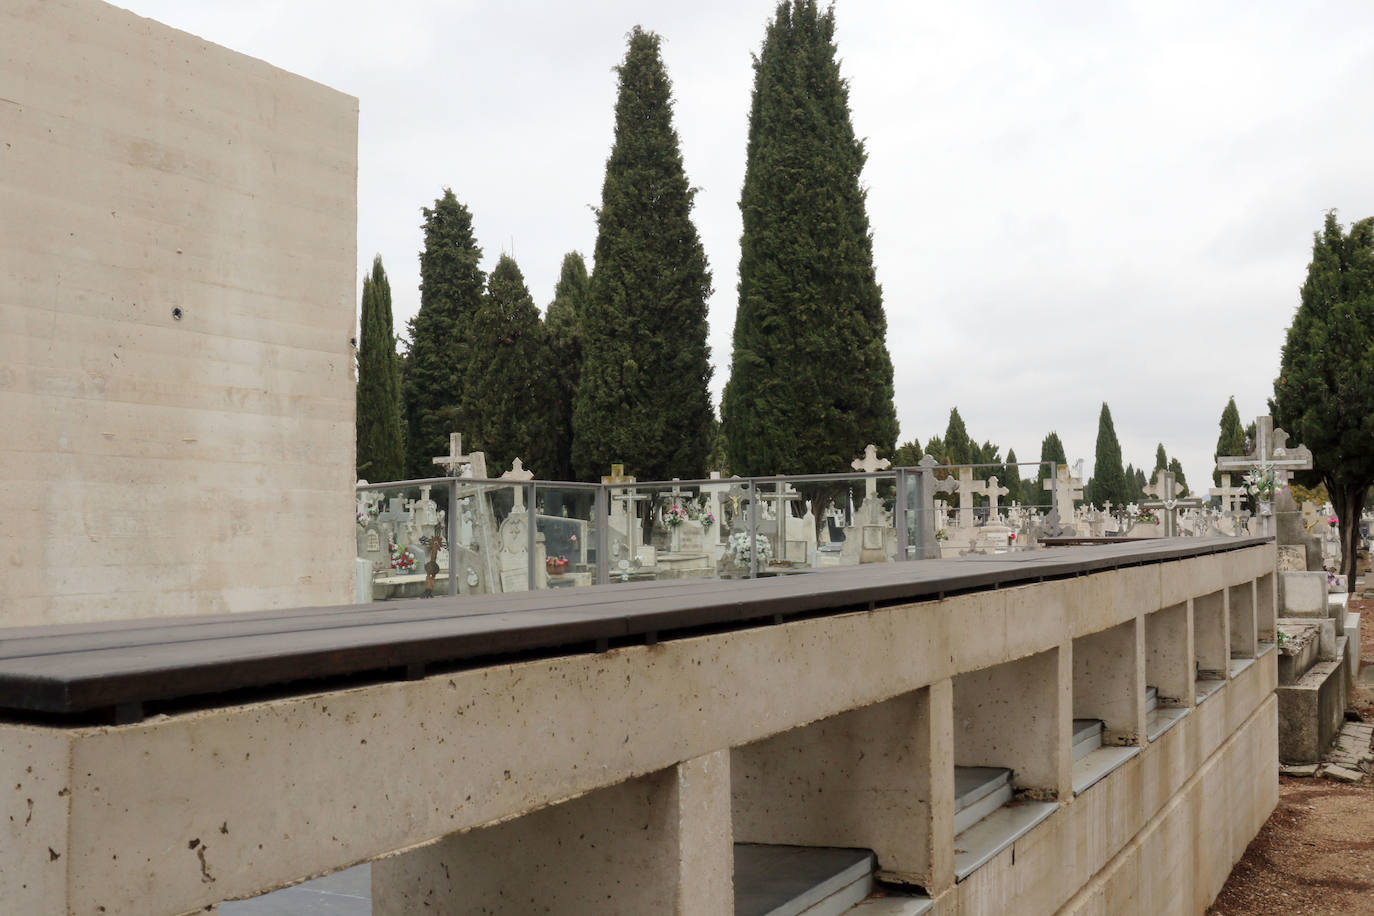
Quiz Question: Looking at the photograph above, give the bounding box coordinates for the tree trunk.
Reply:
[1325,477,1367,592]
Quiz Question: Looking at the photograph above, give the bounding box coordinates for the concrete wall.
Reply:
[0,542,1276,914]
[0,0,358,626]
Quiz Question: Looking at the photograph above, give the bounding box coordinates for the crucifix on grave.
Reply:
[851,444,892,525]
[765,480,804,564]
[908,455,957,558]
[956,470,1010,527]
[1142,469,1203,538]
[1214,415,1313,537]
[433,432,487,479]
[500,458,534,512]
[663,479,690,554]
[602,464,649,569]
[725,480,753,533]
[1042,465,1084,535]
[1208,473,1246,517]
[1215,415,1313,489]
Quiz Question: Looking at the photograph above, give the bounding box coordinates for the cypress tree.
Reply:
[893,438,923,467]
[1091,403,1129,508]
[404,189,485,477]
[1004,448,1022,504]
[463,255,559,478]
[1154,444,1168,473]
[355,255,405,482]
[721,0,897,475]
[546,252,590,481]
[1039,431,1067,489]
[1167,457,1190,497]
[1273,212,1374,586]
[573,27,714,481]
[1213,397,1246,486]
[943,409,974,466]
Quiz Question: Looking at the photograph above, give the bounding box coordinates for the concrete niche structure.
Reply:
[0,0,359,627]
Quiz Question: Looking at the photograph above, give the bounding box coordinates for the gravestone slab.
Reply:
[1277,546,1307,571]
[1281,571,1330,617]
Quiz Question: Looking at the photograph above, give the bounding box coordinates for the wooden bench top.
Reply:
[0,537,1269,722]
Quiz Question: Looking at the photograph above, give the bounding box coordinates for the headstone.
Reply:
[1042,465,1084,536]
[433,431,487,479]
[850,444,891,525]
[1141,469,1202,537]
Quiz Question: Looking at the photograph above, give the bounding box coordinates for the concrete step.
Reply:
[1145,685,1158,714]
[735,844,875,916]
[953,766,1013,834]
[1072,718,1104,762]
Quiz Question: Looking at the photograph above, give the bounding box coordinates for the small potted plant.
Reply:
[546,555,570,575]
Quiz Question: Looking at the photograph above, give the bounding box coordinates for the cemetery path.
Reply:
[1208,777,1374,916]
[1210,590,1374,916]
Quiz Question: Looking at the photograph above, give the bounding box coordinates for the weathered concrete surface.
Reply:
[0,0,358,627]
[731,685,952,886]
[1277,645,1349,764]
[0,544,1275,914]
[372,751,733,915]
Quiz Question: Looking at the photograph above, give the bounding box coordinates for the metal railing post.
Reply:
[894,469,909,561]
[527,483,537,591]
[447,480,459,596]
[595,484,609,585]
[748,480,759,579]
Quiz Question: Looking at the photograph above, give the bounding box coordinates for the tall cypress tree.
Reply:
[1039,431,1067,488]
[1273,213,1374,586]
[464,254,559,478]
[943,408,974,466]
[404,189,486,477]
[1167,457,1190,497]
[1154,444,1168,473]
[1213,397,1246,486]
[546,252,590,481]
[1004,448,1022,504]
[722,0,897,475]
[356,255,405,482]
[573,27,714,481]
[1091,402,1128,508]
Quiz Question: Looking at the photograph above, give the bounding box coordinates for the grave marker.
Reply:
[1141,469,1203,537]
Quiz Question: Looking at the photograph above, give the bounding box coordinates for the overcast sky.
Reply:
[121,0,1374,490]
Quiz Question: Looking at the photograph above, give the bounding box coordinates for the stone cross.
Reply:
[725,480,753,533]
[604,466,649,563]
[433,432,487,478]
[910,455,957,557]
[1208,473,1246,516]
[1215,415,1313,489]
[851,444,892,506]
[958,470,1010,526]
[500,458,534,511]
[766,480,804,563]
[1042,465,1084,519]
[1142,469,1203,537]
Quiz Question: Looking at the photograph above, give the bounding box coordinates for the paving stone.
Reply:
[1324,765,1365,784]
[1280,764,1319,777]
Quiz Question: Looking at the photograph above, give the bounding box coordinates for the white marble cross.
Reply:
[1142,469,1203,537]
[851,444,892,505]
[500,458,534,511]
[604,464,649,559]
[433,432,487,478]
[1208,473,1246,516]
[766,481,804,562]
[1215,415,1313,489]
[1042,465,1084,518]
[958,471,1010,526]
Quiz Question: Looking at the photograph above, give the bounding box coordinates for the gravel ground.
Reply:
[1207,590,1374,915]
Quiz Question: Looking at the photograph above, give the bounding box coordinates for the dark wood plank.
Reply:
[0,537,1270,716]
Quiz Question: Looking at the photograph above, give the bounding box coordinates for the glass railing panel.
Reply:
[534,483,600,588]
[355,480,454,600]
